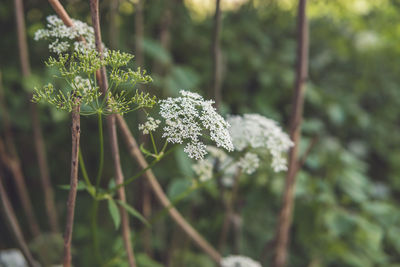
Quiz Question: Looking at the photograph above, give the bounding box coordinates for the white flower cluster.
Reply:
[139,117,161,135]
[238,152,260,175]
[73,76,92,93]
[192,146,259,184]
[221,255,262,267]
[192,146,235,182]
[228,114,293,172]
[159,90,233,160]
[34,15,104,54]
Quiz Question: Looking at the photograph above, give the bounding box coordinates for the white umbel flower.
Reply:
[192,146,233,182]
[159,90,233,160]
[221,255,262,267]
[34,15,105,54]
[192,159,213,182]
[228,114,293,172]
[139,117,161,135]
[238,152,260,175]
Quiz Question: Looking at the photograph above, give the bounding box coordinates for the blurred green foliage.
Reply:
[1,0,400,266]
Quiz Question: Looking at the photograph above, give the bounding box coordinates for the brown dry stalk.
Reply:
[134,0,153,257]
[211,0,222,108]
[116,115,222,263]
[89,0,136,265]
[63,106,81,267]
[0,172,40,267]
[273,0,309,266]
[0,73,40,238]
[14,0,59,233]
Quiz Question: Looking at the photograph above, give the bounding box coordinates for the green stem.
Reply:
[160,140,169,154]
[149,132,158,155]
[91,199,101,264]
[78,150,93,188]
[95,113,104,189]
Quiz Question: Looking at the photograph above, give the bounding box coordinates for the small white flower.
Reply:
[34,15,106,54]
[192,146,236,183]
[238,152,260,175]
[159,90,233,160]
[192,159,213,182]
[139,117,161,135]
[228,114,293,172]
[221,255,262,267]
[73,76,92,93]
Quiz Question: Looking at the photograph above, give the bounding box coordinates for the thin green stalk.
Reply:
[78,150,93,188]
[91,199,101,264]
[95,113,104,188]
[149,132,158,155]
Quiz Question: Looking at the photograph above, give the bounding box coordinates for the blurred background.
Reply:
[1,0,400,266]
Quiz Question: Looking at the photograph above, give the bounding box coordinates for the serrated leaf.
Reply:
[108,198,121,230]
[116,200,150,227]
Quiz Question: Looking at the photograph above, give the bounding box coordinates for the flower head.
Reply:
[159,90,233,160]
[238,152,260,175]
[34,15,105,54]
[221,255,262,267]
[228,114,293,172]
[139,117,161,135]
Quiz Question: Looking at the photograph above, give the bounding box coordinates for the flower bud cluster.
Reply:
[139,117,161,135]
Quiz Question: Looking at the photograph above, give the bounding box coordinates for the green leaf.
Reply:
[108,198,121,230]
[167,177,193,200]
[136,253,163,267]
[142,38,171,65]
[116,200,150,227]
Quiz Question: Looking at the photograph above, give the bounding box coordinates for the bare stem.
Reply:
[273,1,309,266]
[0,172,40,267]
[89,0,136,266]
[134,1,153,255]
[63,106,81,267]
[15,0,59,233]
[116,115,222,263]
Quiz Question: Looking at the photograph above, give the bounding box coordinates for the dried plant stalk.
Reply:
[62,106,81,267]
[273,0,309,266]
[89,0,136,265]
[14,0,59,233]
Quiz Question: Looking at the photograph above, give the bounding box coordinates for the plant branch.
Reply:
[63,105,81,267]
[89,0,136,266]
[116,115,222,263]
[273,1,309,266]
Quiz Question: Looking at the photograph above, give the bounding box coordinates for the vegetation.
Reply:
[1,0,400,266]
